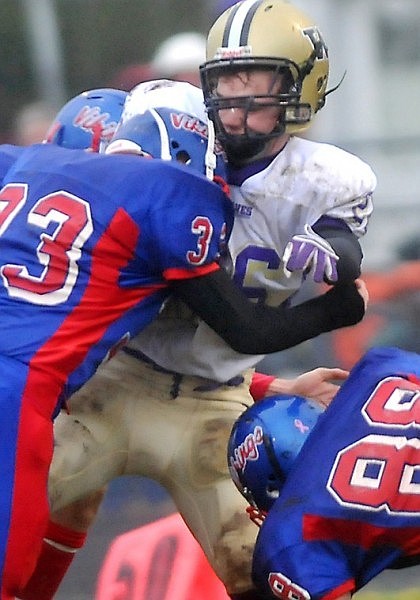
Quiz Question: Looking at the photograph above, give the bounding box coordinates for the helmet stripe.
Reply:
[239,0,264,46]
[221,1,243,46]
[149,108,171,160]
[223,0,265,48]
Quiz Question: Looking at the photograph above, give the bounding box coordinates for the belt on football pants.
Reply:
[122,345,246,399]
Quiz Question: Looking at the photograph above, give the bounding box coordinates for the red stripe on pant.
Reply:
[2,388,55,599]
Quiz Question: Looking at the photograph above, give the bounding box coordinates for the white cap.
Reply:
[151,32,206,78]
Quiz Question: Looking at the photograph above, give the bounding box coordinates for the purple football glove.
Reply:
[283,224,339,284]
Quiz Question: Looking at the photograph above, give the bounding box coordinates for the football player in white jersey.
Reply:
[22,2,376,600]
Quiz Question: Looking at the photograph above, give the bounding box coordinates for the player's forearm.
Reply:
[250,372,300,401]
[173,270,366,355]
[246,282,365,354]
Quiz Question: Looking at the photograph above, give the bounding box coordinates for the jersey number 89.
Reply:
[328,376,420,515]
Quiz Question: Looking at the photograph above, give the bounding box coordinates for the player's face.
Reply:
[214,70,284,136]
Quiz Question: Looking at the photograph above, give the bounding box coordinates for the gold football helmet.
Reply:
[200,0,329,162]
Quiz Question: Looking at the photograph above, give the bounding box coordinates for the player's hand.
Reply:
[283,224,339,284]
[266,367,349,409]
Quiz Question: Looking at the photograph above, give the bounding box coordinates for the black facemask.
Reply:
[221,134,267,166]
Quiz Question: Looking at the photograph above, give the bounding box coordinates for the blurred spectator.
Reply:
[107,62,157,92]
[151,32,206,87]
[398,236,420,261]
[13,100,57,145]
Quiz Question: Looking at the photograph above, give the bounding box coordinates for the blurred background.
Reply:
[1,0,419,597]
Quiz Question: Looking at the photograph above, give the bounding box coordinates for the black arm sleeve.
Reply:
[313,223,363,282]
[172,268,365,355]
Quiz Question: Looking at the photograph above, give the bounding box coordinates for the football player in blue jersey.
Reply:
[0,98,367,599]
[20,80,367,600]
[228,346,420,600]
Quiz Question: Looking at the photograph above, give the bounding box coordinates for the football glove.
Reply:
[283,224,339,284]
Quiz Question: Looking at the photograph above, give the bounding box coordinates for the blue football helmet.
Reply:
[228,394,323,514]
[44,88,127,152]
[105,106,227,182]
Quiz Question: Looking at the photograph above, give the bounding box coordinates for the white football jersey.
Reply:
[134,134,376,381]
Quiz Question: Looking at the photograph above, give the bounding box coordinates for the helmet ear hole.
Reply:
[171,139,193,166]
[175,149,192,165]
[266,475,280,502]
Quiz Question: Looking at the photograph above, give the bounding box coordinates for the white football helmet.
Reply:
[120,79,207,125]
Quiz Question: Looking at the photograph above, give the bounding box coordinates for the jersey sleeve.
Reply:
[250,372,276,401]
[253,525,355,600]
[149,168,233,281]
[307,144,376,239]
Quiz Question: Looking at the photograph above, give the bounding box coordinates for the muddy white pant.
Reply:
[49,350,258,594]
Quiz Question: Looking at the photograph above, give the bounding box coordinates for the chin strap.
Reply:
[205,118,217,180]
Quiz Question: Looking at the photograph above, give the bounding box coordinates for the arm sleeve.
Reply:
[250,372,276,401]
[313,221,363,282]
[171,268,365,355]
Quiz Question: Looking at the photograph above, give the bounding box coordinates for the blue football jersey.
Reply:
[253,346,420,600]
[0,143,233,407]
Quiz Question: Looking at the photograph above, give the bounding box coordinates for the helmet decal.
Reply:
[302,27,329,62]
[230,424,264,473]
[72,105,119,144]
[44,88,127,152]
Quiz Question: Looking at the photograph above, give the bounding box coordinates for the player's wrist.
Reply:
[324,282,365,328]
[266,377,294,396]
